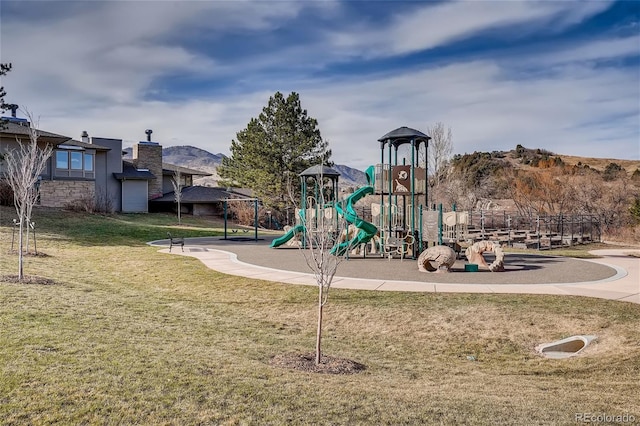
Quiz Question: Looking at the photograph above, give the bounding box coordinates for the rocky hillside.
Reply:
[443,145,640,220]
[449,145,640,191]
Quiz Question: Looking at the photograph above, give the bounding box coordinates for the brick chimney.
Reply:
[133,129,163,199]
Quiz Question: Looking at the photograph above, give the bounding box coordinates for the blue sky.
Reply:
[1,0,639,170]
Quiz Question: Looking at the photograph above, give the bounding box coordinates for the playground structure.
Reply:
[369,127,430,259]
[270,164,379,254]
[271,126,602,258]
[270,165,342,249]
[270,127,434,258]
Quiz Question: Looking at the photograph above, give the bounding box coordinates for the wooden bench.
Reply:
[167,232,184,252]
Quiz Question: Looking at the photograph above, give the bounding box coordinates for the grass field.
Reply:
[1,206,639,425]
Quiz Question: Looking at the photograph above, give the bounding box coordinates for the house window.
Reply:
[55,149,95,178]
[84,153,94,172]
[70,152,83,170]
[56,151,68,169]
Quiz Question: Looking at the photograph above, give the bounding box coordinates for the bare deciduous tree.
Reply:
[171,168,183,225]
[426,122,453,206]
[294,170,350,365]
[4,110,53,280]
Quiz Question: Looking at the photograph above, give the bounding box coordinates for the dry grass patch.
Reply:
[0,206,639,424]
[0,274,55,285]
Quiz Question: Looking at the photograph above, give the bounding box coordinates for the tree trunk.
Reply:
[315,285,323,365]
[18,219,24,280]
[25,222,30,255]
[178,201,181,225]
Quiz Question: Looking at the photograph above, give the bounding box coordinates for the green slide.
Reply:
[331,185,378,256]
[270,224,305,248]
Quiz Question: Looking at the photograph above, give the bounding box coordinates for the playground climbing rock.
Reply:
[417,245,457,273]
[465,240,505,272]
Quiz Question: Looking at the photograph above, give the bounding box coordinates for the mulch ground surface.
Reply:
[270,352,367,375]
[181,237,618,285]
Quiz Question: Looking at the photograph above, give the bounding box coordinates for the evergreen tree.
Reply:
[219,91,331,214]
[1,63,13,130]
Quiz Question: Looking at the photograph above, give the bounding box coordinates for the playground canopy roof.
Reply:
[299,164,341,178]
[378,126,431,147]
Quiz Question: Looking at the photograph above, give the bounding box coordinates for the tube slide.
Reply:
[270,224,305,248]
[331,186,378,256]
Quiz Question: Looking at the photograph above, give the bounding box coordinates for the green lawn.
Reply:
[1,206,639,425]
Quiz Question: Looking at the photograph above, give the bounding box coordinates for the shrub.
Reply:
[603,162,624,181]
[227,200,267,227]
[63,193,113,214]
[630,197,640,224]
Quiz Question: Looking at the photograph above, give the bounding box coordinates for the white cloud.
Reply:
[531,35,640,65]
[1,1,637,172]
[328,0,614,58]
[299,58,639,169]
[1,1,309,106]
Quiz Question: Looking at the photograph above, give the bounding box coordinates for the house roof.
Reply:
[61,139,112,151]
[113,160,157,181]
[0,120,71,144]
[162,162,211,176]
[151,186,247,204]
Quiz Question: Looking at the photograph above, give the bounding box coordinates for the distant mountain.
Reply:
[162,145,225,167]
[124,145,367,188]
[162,146,224,187]
[332,164,368,188]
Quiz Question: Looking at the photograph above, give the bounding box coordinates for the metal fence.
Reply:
[356,205,601,250]
[464,211,601,250]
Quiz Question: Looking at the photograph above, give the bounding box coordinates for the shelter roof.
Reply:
[377,126,431,146]
[299,164,341,178]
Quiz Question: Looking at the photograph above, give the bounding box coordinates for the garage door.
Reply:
[122,180,148,212]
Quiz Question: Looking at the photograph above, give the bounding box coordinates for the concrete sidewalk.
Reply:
[154,243,639,304]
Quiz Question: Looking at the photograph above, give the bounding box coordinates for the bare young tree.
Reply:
[171,168,183,225]
[4,110,53,280]
[296,170,350,365]
[426,122,453,206]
